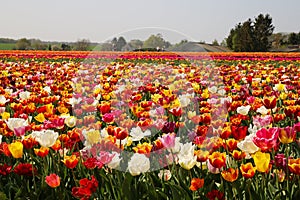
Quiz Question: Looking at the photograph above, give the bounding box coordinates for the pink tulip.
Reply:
[252,127,279,151]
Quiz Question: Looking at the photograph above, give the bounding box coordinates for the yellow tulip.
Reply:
[65,116,77,128]
[252,151,270,173]
[34,113,46,123]
[8,141,23,158]
[1,112,10,120]
[45,104,54,114]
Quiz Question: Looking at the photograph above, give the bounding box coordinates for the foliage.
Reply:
[15,38,31,50]
[143,34,171,50]
[73,39,90,51]
[227,14,274,52]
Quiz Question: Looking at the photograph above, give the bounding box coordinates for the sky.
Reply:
[1,0,300,44]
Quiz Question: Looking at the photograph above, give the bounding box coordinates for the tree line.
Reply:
[5,34,173,51]
[226,13,300,52]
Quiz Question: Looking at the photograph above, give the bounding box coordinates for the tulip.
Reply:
[8,141,23,158]
[34,147,50,157]
[237,105,251,115]
[252,151,271,173]
[65,116,77,128]
[82,129,100,147]
[221,168,239,182]
[5,118,28,136]
[231,150,246,160]
[34,113,46,123]
[240,163,256,178]
[252,127,279,151]
[128,153,150,176]
[263,96,277,109]
[62,155,79,169]
[45,173,60,188]
[32,130,59,148]
[279,126,296,144]
[209,152,226,168]
[189,178,204,191]
[288,158,300,175]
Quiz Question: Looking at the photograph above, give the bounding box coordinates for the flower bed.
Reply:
[0,51,300,199]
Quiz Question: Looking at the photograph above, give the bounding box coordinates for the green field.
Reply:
[0,43,15,50]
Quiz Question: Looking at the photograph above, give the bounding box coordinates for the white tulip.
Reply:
[237,133,259,155]
[130,127,151,141]
[5,118,28,132]
[32,130,59,147]
[158,169,172,181]
[177,142,197,170]
[237,105,251,115]
[256,106,269,115]
[107,152,122,169]
[0,95,9,104]
[19,91,31,100]
[128,153,150,176]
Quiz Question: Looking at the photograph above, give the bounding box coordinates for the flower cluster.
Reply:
[0,51,299,199]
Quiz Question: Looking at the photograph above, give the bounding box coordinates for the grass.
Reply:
[0,43,15,50]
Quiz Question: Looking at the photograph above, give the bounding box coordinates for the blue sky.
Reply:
[1,0,299,43]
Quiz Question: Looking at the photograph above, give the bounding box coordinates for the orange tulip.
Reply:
[34,147,49,157]
[194,149,210,162]
[225,138,238,152]
[288,158,300,175]
[221,168,239,182]
[132,142,152,154]
[209,152,226,168]
[189,178,204,191]
[240,163,256,178]
[62,155,79,169]
[231,150,246,161]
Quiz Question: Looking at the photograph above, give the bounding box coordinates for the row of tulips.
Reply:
[0,51,300,199]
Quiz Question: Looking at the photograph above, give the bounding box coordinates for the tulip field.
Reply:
[0,50,300,200]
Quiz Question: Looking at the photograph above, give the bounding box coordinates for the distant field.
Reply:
[0,43,15,50]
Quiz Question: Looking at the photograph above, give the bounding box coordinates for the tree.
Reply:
[116,37,127,51]
[111,37,118,51]
[61,43,71,51]
[253,14,274,51]
[212,39,219,46]
[100,42,113,51]
[143,34,170,50]
[232,19,255,52]
[226,14,274,52]
[270,33,284,49]
[31,39,47,50]
[128,39,143,50]
[226,25,240,50]
[73,39,90,51]
[15,38,31,50]
[288,32,299,45]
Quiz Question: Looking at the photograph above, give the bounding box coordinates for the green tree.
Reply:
[111,37,118,51]
[100,42,113,51]
[128,39,143,50]
[226,25,240,50]
[31,39,47,50]
[61,43,71,51]
[270,33,284,49]
[143,34,170,50]
[73,39,90,51]
[212,39,219,46]
[253,14,274,51]
[15,38,31,50]
[232,19,255,52]
[116,37,127,51]
[227,14,274,52]
[288,32,299,45]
